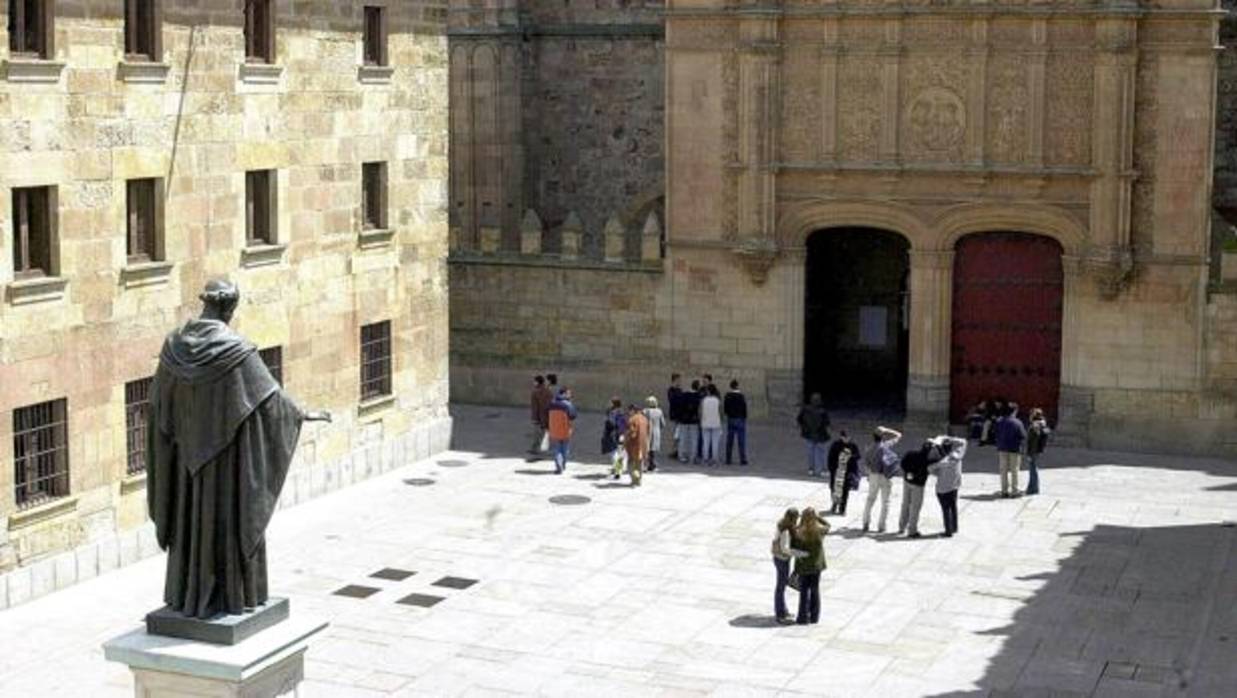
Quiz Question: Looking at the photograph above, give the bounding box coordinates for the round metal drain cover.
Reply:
[549,494,591,506]
[403,478,435,487]
[437,459,469,468]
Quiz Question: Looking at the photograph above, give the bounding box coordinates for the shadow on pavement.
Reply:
[728,614,782,629]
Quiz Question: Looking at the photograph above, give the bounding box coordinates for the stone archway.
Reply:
[804,228,911,411]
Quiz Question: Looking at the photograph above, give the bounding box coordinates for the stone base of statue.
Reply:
[103,613,327,698]
[146,597,290,645]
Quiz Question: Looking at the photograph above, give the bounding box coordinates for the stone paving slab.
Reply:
[0,404,1234,697]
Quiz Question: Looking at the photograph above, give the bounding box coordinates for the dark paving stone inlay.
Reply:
[369,568,416,582]
[549,494,591,506]
[437,459,469,468]
[396,593,445,608]
[432,576,478,590]
[333,585,381,599]
[403,478,436,486]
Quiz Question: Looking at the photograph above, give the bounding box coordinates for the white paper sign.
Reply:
[858,306,888,348]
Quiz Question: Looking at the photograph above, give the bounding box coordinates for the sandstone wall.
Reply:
[0,1,451,608]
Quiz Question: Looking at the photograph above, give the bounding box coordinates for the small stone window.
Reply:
[245,170,277,246]
[126,178,164,263]
[8,0,54,59]
[244,0,275,64]
[13,397,70,509]
[259,346,283,386]
[363,6,388,67]
[124,0,162,61]
[362,162,388,230]
[360,321,392,401]
[11,186,57,279]
[124,377,153,476]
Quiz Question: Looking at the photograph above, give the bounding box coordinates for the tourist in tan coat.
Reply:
[624,404,651,486]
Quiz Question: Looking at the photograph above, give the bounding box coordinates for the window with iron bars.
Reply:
[13,398,70,509]
[360,321,392,401]
[124,378,153,475]
[8,0,54,59]
[259,346,283,386]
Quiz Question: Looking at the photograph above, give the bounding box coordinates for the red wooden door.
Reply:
[950,233,1063,423]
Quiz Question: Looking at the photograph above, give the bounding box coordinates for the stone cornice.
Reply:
[448,23,663,39]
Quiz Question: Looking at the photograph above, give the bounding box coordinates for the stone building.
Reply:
[0,0,451,609]
[449,0,1237,457]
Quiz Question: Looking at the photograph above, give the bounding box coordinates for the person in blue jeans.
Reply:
[724,380,749,465]
[1025,408,1051,495]
[796,393,831,476]
[546,388,577,474]
[770,508,803,624]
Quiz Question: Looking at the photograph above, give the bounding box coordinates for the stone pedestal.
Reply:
[104,615,328,698]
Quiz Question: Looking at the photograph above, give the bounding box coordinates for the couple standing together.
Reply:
[771,507,830,625]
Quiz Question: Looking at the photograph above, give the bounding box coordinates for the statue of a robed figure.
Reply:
[145,280,329,636]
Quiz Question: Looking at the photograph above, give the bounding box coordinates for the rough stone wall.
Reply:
[0,1,451,605]
[1215,3,1237,211]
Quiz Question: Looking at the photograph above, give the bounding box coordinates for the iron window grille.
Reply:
[360,321,392,401]
[8,0,54,59]
[124,0,162,61]
[13,398,69,509]
[11,186,54,279]
[259,346,283,386]
[362,162,388,230]
[244,0,275,64]
[126,178,163,263]
[124,378,153,475]
[363,6,388,67]
[245,170,276,246]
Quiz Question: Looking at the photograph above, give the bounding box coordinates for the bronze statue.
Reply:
[146,280,329,619]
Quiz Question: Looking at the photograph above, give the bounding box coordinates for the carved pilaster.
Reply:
[737,18,781,241]
[907,250,955,422]
[820,19,840,161]
[1089,18,1138,296]
[1028,19,1048,168]
[879,19,902,161]
[966,18,988,165]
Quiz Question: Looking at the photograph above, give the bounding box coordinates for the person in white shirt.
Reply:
[771,508,806,624]
[699,384,724,467]
[643,396,666,472]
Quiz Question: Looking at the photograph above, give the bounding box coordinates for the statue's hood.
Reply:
[160,319,256,384]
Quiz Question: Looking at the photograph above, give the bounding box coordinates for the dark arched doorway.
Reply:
[950,232,1064,423]
[804,228,910,410]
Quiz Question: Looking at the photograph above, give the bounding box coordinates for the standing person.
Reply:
[666,374,684,461]
[771,508,804,624]
[897,442,932,538]
[1025,408,1051,495]
[827,431,862,515]
[965,400,988,441]
[995,402,1028,497]
[546,388,578,474]
[624,404,650,486]
[546,373,559,396]
[678,380,703,464]
[700,385,724,467]
[927,435,967,537]
[862,426,902,533]
[791,508,830,625]
[724,380,749,466]
[604,397,629,479]
[643,396,666,473]
[528,375,553,458]
[796,393,832,477]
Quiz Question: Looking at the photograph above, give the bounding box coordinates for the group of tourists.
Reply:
[665,373,750,466]
[965,398,1053,497]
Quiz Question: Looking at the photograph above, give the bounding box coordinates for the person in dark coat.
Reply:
[1025,408,1052,495]
[897,442,933,538]
[796,393,831,477]
[666,373,684,460]
[678,380,702,464]
[723,380,749,465]
[147,280,330,619]
[827,430,861,515]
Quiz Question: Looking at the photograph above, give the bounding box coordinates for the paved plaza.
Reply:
[0,404,1234,697]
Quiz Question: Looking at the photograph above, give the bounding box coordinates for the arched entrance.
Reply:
[804,228,910,410]
[950,232,1064,422]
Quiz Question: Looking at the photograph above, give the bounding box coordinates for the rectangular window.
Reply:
[244,0,275,64]
[13,398,69,509]
[11,186,54,278]
[245,170,276,246]
[259,346,283,386]
[361,162,387,230]
[124,0,162,61]
[363,6,387,67]
[360,321,392,401]
[124,378,153,475]
[8,0,54,59]
[126,178,163,263]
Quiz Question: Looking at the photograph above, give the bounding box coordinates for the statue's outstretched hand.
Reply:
[304,410,333,423]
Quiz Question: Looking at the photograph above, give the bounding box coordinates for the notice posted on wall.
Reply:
[859,306,888,348]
